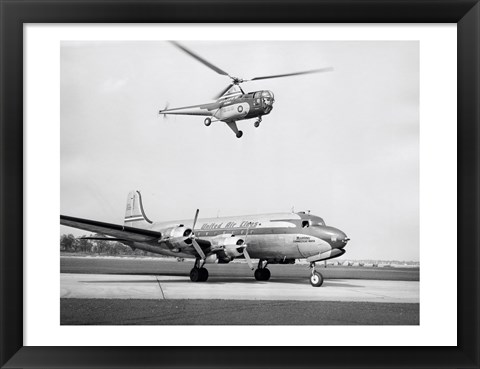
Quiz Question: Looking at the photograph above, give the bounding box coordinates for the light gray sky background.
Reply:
[61,41,419,261]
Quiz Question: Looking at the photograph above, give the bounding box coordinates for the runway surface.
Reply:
[61,273,419,303]
[60,256,419,325]
[61,256,419,281]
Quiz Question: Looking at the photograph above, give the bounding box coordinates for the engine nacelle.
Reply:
[203,254,219,264]
[212,234,246,258]
[160,225,192,241]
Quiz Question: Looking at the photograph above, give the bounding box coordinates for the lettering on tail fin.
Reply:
[124,190,153,225]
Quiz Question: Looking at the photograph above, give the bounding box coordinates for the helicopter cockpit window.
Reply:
[253,92,262,106]
[302,220,310,228]
[261,90,274,105]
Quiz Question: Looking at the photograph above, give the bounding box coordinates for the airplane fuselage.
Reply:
[131,211,347,264]
[61,190,349,286]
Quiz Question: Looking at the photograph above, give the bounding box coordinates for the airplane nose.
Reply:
[325,227,349,249]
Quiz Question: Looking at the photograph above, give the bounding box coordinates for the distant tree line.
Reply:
[60,233,162,257]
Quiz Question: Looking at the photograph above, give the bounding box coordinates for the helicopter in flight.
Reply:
[159,42,333,138]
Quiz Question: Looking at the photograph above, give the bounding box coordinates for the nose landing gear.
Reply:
[254,117,262,128]
[309,262,324,287]
[254,259,271,281]
[204,117,212,126]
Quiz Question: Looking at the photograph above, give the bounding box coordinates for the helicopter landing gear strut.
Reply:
[309,262,324,287]
[254,117,262,128]
[226,121,243,138]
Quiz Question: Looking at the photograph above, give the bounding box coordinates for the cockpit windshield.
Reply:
[309,215,325,226]
[261,90,274,105]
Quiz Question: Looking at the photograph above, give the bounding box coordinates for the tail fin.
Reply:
[124,190,153,226]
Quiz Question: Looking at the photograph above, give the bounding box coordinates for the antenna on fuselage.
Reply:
[291,206,295,213]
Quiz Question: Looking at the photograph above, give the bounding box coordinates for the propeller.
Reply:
[187,209,206,259]
[241,225,254,270]
[170,41,333,99]
[160,102,170,119]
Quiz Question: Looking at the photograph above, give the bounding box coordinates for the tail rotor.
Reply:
[160,102,170,119]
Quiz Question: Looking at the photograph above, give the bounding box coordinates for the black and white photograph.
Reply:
[60,40,419,325]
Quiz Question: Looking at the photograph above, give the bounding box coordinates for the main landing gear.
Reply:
[254,259,271,281]
[204,117,212,126]
[254,117,262,128]
[309,262,324,287]
[190,258,209,282]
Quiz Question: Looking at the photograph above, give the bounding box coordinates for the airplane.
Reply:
[60,190,349,287]
[158,41,333,138]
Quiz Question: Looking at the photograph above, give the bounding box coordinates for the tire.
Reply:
[254,121,260,128]
[236,131,243,138]
[199,268,209,282]
[204,118,212,126]
[190,268,200,282]
[254,268,270,281]
[310,271,324,287]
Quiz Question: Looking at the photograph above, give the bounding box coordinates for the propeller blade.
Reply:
[160,102,170,119]
[192,239,206,260]
[243,248,254,270]
[249,67,334,81]
[214,84,234,99]
[192,209,199,231]
[244,224,250,243]
[170,41,231,77]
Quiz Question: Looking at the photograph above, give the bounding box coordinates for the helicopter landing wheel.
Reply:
[204,117,212,126]
[236,131,243,138]
[254,121,260,128]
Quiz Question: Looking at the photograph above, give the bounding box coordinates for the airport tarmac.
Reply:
[60,256,420,325]
[61,273,419,303]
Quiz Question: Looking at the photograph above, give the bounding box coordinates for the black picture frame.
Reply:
[1,1,478,368]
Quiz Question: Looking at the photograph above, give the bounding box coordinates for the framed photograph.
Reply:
[1,0,478,368]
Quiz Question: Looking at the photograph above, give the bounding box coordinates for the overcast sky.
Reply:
[60,41,419,261]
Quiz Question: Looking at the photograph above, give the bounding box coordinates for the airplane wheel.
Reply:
[204,118,212,126]
[254,268,271,281]
[199,268,209,282]
[236,131,243,138]
[254,121,260,128]
[310,271,324,287]
[190,268,201,282]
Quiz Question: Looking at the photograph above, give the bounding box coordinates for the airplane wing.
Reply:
[61,215,213,256]
[61,215,161,243]
[159,102,219,117]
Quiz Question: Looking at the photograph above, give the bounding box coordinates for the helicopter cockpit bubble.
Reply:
[261,90,275,106]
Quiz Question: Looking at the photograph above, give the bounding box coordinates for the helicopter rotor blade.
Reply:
[248,67,334,81]
[214,84,234,99]
[170,41,231,77]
